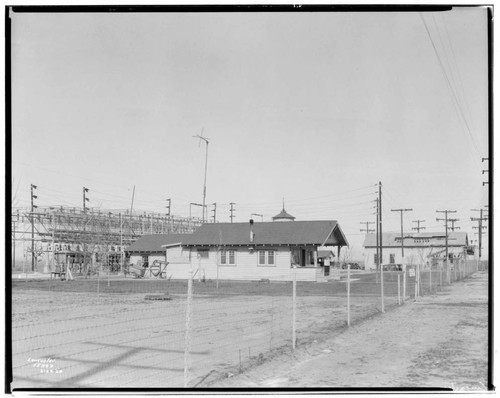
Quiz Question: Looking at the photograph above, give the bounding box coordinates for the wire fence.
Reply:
[11,259,485,389]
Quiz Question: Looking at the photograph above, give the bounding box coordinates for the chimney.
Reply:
[249,219,254,243]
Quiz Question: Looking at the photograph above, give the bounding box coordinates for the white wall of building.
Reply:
[364,246,470,270]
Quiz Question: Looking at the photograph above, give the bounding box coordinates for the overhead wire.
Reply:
[419,13,482,164]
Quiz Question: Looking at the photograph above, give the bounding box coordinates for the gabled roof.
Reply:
[318,250,335,258]
[182,221,348,247]
[126,234,189,253]
[363,232,468,248]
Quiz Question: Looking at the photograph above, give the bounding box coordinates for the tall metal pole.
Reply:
[193,133,210,223]
[30,184,37,271]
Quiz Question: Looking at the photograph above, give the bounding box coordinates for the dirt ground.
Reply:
[208,271,490,390]
[10,271,487,391]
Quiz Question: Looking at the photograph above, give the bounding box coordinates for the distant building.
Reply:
[362,232,473,270]
[126,233,191,273]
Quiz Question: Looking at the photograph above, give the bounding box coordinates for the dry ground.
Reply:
[11,275,401,389]
[209,271,489,390]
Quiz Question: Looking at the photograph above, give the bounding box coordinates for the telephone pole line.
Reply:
[448,218,460,231]
[230,202,236,223]
[482,157,489,186]
[30,184,38,271]
[360,221,375,234]
[165,198,171,217]
[212,203,217,223]
[436,210,457,273]
[412,219,426,233]
[391,208,413,258]
[471,208,488,261]
[83,187,90,214]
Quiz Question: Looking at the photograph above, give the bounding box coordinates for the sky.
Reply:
[9,6,490,258]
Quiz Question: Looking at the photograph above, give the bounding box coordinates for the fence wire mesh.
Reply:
[11,259,484,389]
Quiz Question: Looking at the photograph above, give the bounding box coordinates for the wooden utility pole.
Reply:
[83,187,89,213]
[30,184,38,271]
[471,208,488,261]
[482,158,489,186]
[436,210,457,278]
[375,198,380,271]
[378,182,384,313]
[412,219,426,233]
[212,203,217,223]
[448,218,460,232]
[378,182,383,266]
[230,202,236,223]
[360,221,375,234]
[391,208,413,259]
[166,198,171,216]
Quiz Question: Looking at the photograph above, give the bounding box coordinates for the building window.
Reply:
[373,253,378,264]
[268,250,275,265]
[389,254,395,264]
[220,250,236,265]
[259,250,275,266]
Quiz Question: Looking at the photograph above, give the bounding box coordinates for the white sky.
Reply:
[10,6,490,258]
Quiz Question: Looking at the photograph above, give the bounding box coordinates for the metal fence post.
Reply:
[184,268,193,388]
[347,263,351,326]
[292,265,296,350]
[429,268,432,293]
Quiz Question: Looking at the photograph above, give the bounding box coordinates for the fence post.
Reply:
[381,264,385,313]
[414,265,418,300]
[429,268,432,293]
[403,268,406,303]
[292,265,296,350]
[347,263,351,326]
[397,273,401,305]
[439,268,442,287]
[184,268,193,388]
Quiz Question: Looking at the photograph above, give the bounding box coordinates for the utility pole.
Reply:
[251,213,264,222]
[482,158,489,186]
[360,221,375,234]
[30,184,38,271]
[391,208,413,259]
[83,187,90,213]
[193,131,209,223]
[230,202,236,223]
[212,203,217,223]
[471,208,488,261]
[378,182,383,268]
[436,210,457,274]
[190,203,203,219]
[374,198,380,271]
[166,198,171,216]
[448,218,461,232]
[378,181,384,313]
[412,219,426,233]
